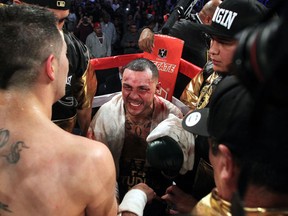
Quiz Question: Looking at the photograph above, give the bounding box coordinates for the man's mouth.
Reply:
[129,101,141,107]
[211,59,221,65]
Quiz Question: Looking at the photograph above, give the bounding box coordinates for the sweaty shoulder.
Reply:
[57,135,117,206]
[67,135,115,170]
[66,136,117,215]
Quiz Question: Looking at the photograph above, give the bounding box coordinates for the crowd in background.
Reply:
[0,0,272,57]
[64,0,208,56]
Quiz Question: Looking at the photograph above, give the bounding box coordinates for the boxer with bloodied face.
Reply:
[88,58,183,216]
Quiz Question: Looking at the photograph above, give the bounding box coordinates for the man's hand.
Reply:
[132,183,156,203]
[161,185,198,214]
[118,183,156,216]
[138,28,155,53]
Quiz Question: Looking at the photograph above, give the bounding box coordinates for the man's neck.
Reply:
[0,90,52,120]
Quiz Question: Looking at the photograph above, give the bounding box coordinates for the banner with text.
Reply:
[143,34,184,101]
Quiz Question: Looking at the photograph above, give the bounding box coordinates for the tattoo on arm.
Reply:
[0,128,29,164]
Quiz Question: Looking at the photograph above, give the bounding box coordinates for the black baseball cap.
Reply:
[195,0,268,39]
[182,76,254,155]
[22,0,71,10]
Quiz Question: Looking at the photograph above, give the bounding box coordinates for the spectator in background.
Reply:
[133,5,142,29]
[74,15,94,44]
[86,20,113,100]
[142,16,158,33]
[86,22,111,58]
[74,3,85,21]
[65,7,77,32]
[101,12,117,48]
[123,13,134,33]
[121,22,141,54]
[112,15,124,55]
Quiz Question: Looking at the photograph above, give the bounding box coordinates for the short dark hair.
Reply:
[0,5,63,89]
[123,58,159,81]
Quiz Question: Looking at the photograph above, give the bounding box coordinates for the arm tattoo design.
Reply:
[0,128,29,164]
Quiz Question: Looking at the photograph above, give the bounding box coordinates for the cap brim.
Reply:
[182,108,210,137]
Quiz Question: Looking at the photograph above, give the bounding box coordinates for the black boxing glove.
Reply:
[146,135,184,179]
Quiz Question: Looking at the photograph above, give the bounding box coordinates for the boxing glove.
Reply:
[146,135,184,179]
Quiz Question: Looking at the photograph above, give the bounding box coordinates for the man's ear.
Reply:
[45,54,56,81]
[218,144,235,180]
[218,144,241,193]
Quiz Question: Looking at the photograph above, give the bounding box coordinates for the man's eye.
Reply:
[123,85,131,90]
[139,88,149,92]
[215,38,236,45]
[220,40,234,45]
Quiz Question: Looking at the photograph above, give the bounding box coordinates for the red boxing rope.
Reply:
[90,54,201,80]
[90,53,143,70]
[179,58,201,79]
